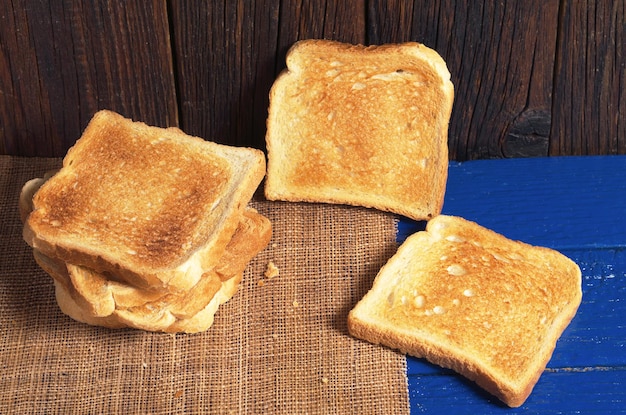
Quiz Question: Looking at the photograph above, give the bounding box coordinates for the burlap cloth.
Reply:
[0,156,409,414]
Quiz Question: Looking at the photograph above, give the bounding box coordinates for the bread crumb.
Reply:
[292,300,299,308]
[265,261,279,279]
[258,279,266,287]
[321,377,329,384]
[174,390,184,398]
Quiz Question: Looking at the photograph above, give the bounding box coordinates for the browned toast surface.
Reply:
[25,110,266,290]
[265,40,454,220]
[348,215,582,407]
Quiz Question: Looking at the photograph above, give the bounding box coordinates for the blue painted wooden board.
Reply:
[397,156,626,413]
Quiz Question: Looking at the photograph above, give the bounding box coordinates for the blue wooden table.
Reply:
[397,156,626,414]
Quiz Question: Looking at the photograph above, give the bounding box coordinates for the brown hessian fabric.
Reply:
[0,155,409,414]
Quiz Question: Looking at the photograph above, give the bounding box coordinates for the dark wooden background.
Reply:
[1,0,624,160]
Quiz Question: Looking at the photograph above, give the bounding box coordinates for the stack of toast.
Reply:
[21,110,271,333]
[264,40,582,407]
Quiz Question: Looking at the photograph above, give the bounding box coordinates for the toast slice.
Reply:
[41,249,244,333]
[21,171,272,326]
[24,110,266,292]
[22,173,166,315]
[21,173,271,312]
[34,251,127,330]
[214,207,273,280]
[348,215,582,407]
[265,40,454,220]
[65,208,271,317]
[18,171,58,223]
[31,209,270,333]
[166,272,243,334]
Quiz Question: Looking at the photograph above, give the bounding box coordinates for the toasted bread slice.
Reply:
[32,210,269,333]
[113,208,271,325]
[35,244,254,333]
[214,207,273,280]
[112,272,243,334]
[21,171,272,318]
[33,249,125,325]
[265,40,454,220]
[18,170,58,223]
[348,215,582,407]
[67,264,166,314]
[24,110,266,291]
[108,271,224,331]
[23,175,166,315]
[65,208,271,316]
[48,258,243,333]
[166,273,243,334]
[52,279,128,329]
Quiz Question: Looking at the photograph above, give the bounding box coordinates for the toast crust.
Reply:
[348,215,582,407]
[23,177,271,332]
[66,208,271,316]
[24,110,266,291]
[48,261,243,334]
[265,40,453,220]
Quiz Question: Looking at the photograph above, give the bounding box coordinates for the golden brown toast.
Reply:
[348,215,582,407]
[31,208,269,333]
[265,40,454,220]
[214,207,273,280]
[21,174,271,317]
[166,273,243,334]
[32,208,270,333]
[18,171,57,223]
[39,249,243,334]
[34,228,260,333]
[64,209,271,317]
[33,251,127,329]
[24,110,266,292]
[67,263,165,315]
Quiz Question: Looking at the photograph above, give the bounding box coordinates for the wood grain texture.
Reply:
[0,0,177,156]
[276,0,366,54]
[421,156,626,249]
[368,0,559,159]
[169,0,365,150]
[0,1,624,159]
[408,370,626,413]
[551,0,626,156]
[168,0,279,148]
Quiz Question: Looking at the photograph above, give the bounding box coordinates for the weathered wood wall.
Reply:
[1,0,624,160]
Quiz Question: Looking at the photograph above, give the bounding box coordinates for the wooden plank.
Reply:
[170,0,365,150]
[2,1,624,159]
[408,369,626,414]
[275,0,366,64]
[0,0,178,156]
[397,156,626,249]
[551,1,626,156]
[557,248,626,368]
[367,0,559,160]
[168,0,280,149]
